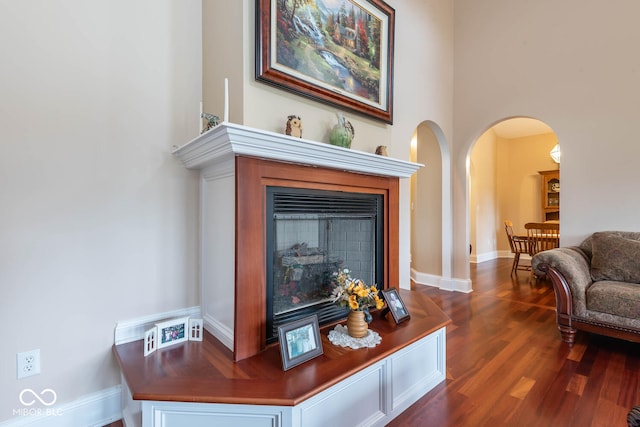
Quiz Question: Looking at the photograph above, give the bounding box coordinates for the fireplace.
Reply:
[171,123,421,361]
[266,187,384,343]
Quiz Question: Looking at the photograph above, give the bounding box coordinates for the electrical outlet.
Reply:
[17,349,40,379]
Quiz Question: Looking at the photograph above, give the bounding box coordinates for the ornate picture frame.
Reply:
[256,0,395,124]
[277,315,324,370]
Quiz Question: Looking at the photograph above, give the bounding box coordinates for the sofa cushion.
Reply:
[590,232,640,283]
[587,281,640,318]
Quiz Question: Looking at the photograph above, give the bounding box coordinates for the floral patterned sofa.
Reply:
[532,231,640,345]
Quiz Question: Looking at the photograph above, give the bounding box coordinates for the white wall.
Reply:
[0,0,201,423]
[453,0,640,279]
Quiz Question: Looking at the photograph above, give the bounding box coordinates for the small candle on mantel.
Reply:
[224,78,229,123]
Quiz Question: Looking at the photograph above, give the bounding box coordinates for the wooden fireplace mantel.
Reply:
[171,123,423,361]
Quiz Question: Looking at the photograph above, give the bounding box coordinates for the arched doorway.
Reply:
[469,117,559,266]
[410,121,453,289]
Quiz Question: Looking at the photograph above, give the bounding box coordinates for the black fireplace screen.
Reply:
[266,187,383,343]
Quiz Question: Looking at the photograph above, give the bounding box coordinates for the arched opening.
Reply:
[468,117,559,270]
[410,121,453,289]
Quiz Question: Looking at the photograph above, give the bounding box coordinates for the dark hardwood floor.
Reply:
[104,258,639,427]
[389,258,640,427]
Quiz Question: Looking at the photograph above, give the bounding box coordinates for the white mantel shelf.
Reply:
[172,122,422,178]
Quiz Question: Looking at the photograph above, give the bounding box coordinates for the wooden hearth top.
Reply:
[114,289,450,406]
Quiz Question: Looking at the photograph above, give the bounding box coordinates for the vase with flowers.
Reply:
[331,269,384,338]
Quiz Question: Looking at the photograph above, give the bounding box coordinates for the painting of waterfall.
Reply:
[256,0,395,124]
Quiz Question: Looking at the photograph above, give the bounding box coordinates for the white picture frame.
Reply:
[155,316,190,349]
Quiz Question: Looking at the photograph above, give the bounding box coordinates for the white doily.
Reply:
[328,324,381,349]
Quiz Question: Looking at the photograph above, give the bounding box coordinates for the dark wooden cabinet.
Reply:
[539,170,559,221]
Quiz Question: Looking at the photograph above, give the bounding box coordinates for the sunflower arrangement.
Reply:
[330,269,384,312]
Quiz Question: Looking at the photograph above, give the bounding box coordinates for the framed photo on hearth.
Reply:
[256,0,396,124]
[278,315,323,371]
[155,316,190,349]
[381,288,410,323]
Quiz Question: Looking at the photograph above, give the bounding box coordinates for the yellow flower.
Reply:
[374,295,384,309]
[356,286,369,298]
[332,270,382,312]
[348,295,359,310]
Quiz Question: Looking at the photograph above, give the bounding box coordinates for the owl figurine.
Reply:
[285,115,303,138]
[375,145,388,156]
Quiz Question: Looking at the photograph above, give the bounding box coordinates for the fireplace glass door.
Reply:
[266,187,383,343]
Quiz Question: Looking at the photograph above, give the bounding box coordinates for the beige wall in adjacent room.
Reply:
[496,133,559,248]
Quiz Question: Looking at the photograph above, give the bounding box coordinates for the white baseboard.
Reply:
[410,270,441,288]
[472,251,532,264]
[114,306,201,345]
[203,314,234,351]
[411,269,473,293]
[2,306,209,427]
[439,277,472,293]
[470,250,498,263]
[0,385,121,427]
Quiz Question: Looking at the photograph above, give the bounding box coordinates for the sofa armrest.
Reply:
[629,405,640,427]
[532,247,593,317]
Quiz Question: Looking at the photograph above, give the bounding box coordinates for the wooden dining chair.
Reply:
[504,220,531,275]
[524,222,560,257]
[525,222,560,281]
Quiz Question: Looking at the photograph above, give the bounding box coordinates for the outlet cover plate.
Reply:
[17,349,40,379]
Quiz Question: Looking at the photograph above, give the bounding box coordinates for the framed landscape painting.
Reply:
[256,0,395,124]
